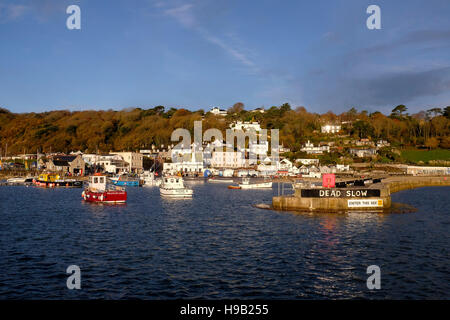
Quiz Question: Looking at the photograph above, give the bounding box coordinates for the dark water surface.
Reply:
[0,182,448,299]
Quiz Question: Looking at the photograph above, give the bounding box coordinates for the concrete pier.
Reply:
[272,176,450,212]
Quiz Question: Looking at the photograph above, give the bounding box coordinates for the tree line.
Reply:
[0,104,449,155]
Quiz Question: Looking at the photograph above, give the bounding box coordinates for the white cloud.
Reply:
[164,4,196,28]
[163,3,258,72]
[0,3,30,21]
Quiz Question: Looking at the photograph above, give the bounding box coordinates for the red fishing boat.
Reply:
[82,173,127,203]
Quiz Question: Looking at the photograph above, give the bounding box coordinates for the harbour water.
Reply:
[0,182,448,299]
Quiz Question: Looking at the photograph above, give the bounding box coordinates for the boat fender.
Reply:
[99,195,104,201]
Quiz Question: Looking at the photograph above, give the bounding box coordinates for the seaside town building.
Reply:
[321,124,341,134]
[296,158,320,166]
[111,152,143,173]
[163,152,204,175]
[349,148,378,158]
[300,141,330,154]
[210,106,227,116]
[96,154,129,174]
[376,140,391,148]
[45,155,85,175]
[251,107,265,113]
[211,151,246,168]
[229,121,261,132]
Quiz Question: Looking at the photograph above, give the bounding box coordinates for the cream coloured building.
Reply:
[211,151,246,168]
[112,152,143,173]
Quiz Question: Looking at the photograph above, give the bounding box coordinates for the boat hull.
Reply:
[34,180,83,188]
[239,182,273,189]
[82,190,127,203]
[209,178,234,183]
[112,180,140,187]
[160,188,193,198]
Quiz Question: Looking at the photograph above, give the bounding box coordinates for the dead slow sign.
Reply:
[301,189,381,198]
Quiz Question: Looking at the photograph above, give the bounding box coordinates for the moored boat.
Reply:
[82,173,127,203]
[209,177,234,183]
[239,177,272,189]
[34,173,83,188]
[140,171,161,187]
[110,174,141,187]
[160,176,193,198]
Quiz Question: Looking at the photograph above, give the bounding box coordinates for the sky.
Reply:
[0,0,449,114]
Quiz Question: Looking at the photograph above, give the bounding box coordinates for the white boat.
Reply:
[7,177,27,184]
[239,177,272,189]
[140,171,161,187]
[7,177,33,184]
[160,176,193,198]
[208,177,234,183]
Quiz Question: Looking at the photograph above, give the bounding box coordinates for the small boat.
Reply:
[82,173,127,203]
[228,185,241,189]
[239,177,272,189]
[209,177,234,183]
[160,176,193,198]
[34,173,83,188]
[7,177,27,184]
[140,171,161,187]
[110,174,141,187]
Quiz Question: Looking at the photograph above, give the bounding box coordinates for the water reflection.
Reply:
[0,184,448,299]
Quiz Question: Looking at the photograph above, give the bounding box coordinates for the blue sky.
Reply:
[1,0,449,114]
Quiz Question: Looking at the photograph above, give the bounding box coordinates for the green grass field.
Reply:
[401,149,450,163]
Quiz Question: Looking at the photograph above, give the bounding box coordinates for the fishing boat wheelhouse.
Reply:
[82,173,127,203]
[159,176,193,198]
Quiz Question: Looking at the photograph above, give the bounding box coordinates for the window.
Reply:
[94,177,98,183]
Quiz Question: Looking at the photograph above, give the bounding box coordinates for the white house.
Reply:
[349,148,377,158]
[229,121,261,132]
[321,124,341,134]
[336,164,350,172]
[296,158,320,166]
[257,163,277,176]
[210,107,227,116]
[97,154,129,174]
[277,158,293,171]
[301,141,330,154]
[163,152,204,175]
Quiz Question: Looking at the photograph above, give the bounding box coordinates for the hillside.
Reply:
[0,105,449,156]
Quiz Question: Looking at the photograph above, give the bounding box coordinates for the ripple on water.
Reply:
[0,184,448,299]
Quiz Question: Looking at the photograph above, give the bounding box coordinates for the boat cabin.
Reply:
[38,173,60,182]
[163,176,185,188]
[89,174,107,191]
